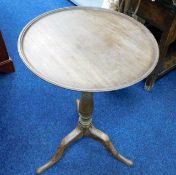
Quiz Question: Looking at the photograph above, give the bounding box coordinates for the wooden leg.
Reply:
[145,17,176,91]
[145,68,160,91]
[36,127,83,174]
[145,39,170,91]
[87,126,133,167]
[0,31,15,73]
[0,58,15,73]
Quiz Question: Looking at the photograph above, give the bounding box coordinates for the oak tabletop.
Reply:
[18,7,159,92]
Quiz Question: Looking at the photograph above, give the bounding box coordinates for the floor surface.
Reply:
[0,0,176,175]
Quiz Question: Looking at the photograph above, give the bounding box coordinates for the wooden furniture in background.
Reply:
[18,7,159,174]
[0,31,15,73]
[130,0,176,90]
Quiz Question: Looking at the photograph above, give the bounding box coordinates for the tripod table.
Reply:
[18,7,159,174]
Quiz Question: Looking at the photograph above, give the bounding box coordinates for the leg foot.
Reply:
[88,126,133,167]
[145,75,156,91]
[0,58,15,73]
[36,127,83,174]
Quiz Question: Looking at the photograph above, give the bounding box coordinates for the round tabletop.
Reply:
[18,7,159,92]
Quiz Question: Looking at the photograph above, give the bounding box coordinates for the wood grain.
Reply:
[18,7,159,92]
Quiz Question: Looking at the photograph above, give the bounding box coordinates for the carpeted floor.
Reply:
[0,0,176,175]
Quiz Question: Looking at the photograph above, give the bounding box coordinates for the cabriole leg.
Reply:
[88,126,133,167]
[36,127,83,174]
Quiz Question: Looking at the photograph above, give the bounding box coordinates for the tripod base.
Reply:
[37,125,133,174]
[36,98,133,174]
